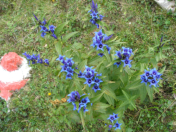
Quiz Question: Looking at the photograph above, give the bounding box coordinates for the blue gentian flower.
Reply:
[56,55,65,63]
[92,84,101,92]
[49,25,56,33]
[94,77,103,85]
[140,74,148,85]
[88,0,104,28]
[67,91,80,103]
[98,53,104,57]
[113,121,122,130]
[78,71,84,78]
[78,97,90,113]
[84,78,95,87]
[103,34,113,41]
[149,78,159,88]
[44,59,49,65]
[66,73,73,79]
[33,13,39,21]
[114,62,121,68]
[51,33,57,39]
[37,58,43,64]
[121,57,132,68]
[140,68,162,88]
[107,115,116,123]
[96,73,102,76]
[40,26,48,32]
[42,18,47,25]
[115,51,122,59]
[105,45,111,54]
[113,113,119,120]
[109,125,112,129]
[96,43,104,51]
[41,32,46,37]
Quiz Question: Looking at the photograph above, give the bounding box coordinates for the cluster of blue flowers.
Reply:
[114,47,133,68]
[140,68,162,88]
[67,91,91,113]
[90,29,113,57]
[105,113,122,130]
[33,13,57,39]
[77,66,103,92]
[22,52,49,66]
[88,0,104,28]
[56,55,75,80]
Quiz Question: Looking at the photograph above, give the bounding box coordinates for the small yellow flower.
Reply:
[48,93,51,96]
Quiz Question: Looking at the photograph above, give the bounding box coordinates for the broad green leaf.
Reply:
[54,21,68,36]
[146,85,154,102]
[139,85,147,103]
[93,102,110,112]
[104,94,114,106]
[50,56,58,66]
[122,90,129,100]
[55,41,62,55]
[88,55,104,65]
[119,70,128,86]
[62,31,79,43]
[129,96,137,110]
[71,42,83,49]
[106,59,117,68]
[104,48,111,63]
[102,87,117,101]
[159,66,166,74]
[90,93,104,103]
[126,80,145,90]
[78,60,87,72]
[80,110,85,129]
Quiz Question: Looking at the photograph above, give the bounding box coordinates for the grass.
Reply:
[0,0,176,131]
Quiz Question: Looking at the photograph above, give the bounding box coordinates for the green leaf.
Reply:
[159,66,166,74]
[88,55,104,65]
[122,90,129,100]
[62,31,79,43]
[90,93,104,103]
[126,80,145,90]
[139,85,147,103]
[78,60,87,72]
[80,110,85,129]
[93,102,110,113]
[50,56,58,66]
[106,59,117,68]
[71,42,83,49]
[54,21,68,36]
[102,87,117,101]
[104,94,114,106]
[119,70,128,86]
[146,85,154,102]
[55,41,62,55]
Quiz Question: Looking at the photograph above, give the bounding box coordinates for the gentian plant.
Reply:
[29,1,170,131]
[88,0,104,28]
[33,13,57,39]
[22,52,49,66]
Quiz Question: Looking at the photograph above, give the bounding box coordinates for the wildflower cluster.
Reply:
[67,91,91,113]
[33,13,57,39]
[140,68,162,88]
[114,47,133,68]
[22,52,49,66]
[105,113,122,130]
[77,66,103,92]
[88,0,104,28]
[90,29,113,57]
[56,55,75,80]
